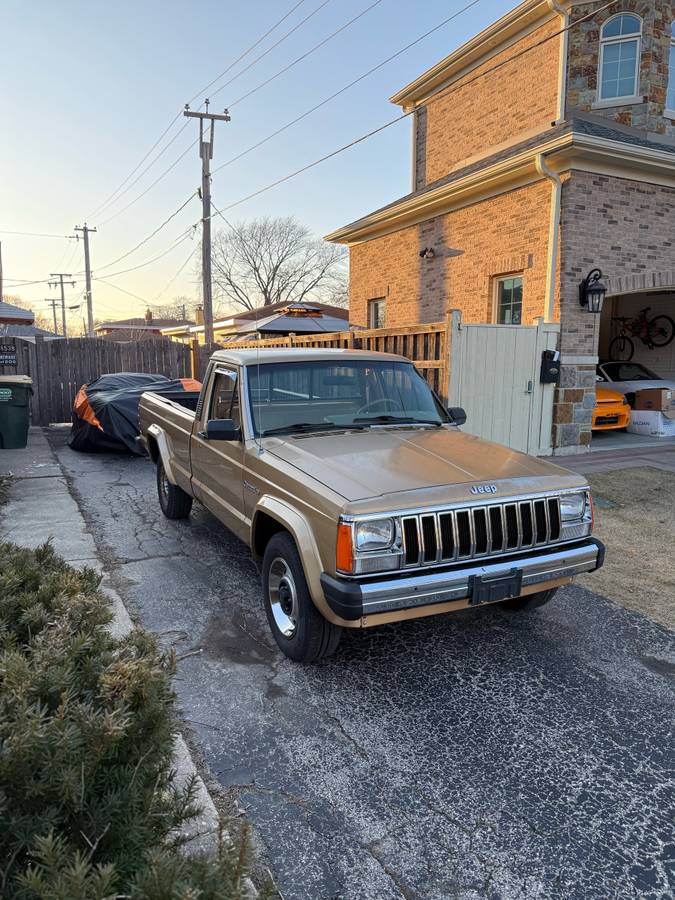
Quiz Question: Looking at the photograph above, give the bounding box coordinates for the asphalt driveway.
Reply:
[47,428,675,900]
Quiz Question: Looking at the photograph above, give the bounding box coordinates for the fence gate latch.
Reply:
[526,380,533,394]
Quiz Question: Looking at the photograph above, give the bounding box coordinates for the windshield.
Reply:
[247,360,450,436]
[600,362,660,381]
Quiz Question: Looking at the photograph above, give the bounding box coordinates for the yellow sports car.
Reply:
[592,386,631,430]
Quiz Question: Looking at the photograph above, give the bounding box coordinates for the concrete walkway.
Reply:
[560,442,675,475]
[0,427,230,862]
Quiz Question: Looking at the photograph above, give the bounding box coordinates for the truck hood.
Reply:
[264,426,582,505]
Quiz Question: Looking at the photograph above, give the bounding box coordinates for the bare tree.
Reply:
[152,296,199,321]
[211,216,347,313]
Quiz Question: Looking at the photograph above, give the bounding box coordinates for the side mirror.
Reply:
[448,406,467,426]
[205,418,240,441]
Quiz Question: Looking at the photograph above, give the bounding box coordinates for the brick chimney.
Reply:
[195,305,204,326]
[145,308,153,325]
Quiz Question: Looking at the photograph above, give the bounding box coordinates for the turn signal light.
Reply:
[336,523,353,574]
[589,492,595,531]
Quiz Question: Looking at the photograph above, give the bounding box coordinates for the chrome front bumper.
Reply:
[320,539,604,620]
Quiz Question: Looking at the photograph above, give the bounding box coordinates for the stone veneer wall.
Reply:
[555,169,675,452]
[566,0,675,136]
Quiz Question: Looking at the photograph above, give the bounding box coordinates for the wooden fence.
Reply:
[0,337,220,426]
[0,321,450,425]
[221,321,451,400]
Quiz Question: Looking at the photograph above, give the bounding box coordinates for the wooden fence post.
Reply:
[190,338,200,380]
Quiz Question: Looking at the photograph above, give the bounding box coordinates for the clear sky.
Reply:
[2,0,514,326]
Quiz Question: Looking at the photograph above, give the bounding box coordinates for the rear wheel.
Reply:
[608,335,634,362]
[648,314,675,348]
[500,587,558,612]
[262,532,341,663]
[157,459,192,519]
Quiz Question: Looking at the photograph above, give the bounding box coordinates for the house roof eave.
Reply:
[389,0,564,111]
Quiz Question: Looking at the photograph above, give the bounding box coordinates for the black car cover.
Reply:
[69,372,201,455]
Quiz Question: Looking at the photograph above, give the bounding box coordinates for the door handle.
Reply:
[526,380,533,394]
[197,430,208,440]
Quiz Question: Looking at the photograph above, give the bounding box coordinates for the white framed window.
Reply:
[494,275,523,325]
[666,22,675,117]
[368,297,386,329]
[597,14,642,103]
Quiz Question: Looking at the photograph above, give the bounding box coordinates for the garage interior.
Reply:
[594,290,675,451]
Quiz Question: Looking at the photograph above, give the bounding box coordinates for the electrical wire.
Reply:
[152,245,197,303]
[87,0,315,223]
[94,278,149,305]
[213,0,482,175]
[210,0,619,216]
[0,229,71,239]
[94,231,194,281]
[225,0,384,109]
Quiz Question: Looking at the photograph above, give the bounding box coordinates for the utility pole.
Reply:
[184,99,230,345]
[0,241,3,303]
[44,298,60,334]
[74,223,97,337]
[49,273,75,338]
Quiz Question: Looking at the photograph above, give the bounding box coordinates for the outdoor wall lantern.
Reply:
[579,268,607,313]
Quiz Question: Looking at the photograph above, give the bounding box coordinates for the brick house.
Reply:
[326,0,675,453]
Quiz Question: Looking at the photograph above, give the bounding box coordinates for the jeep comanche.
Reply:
[139,348,604,662]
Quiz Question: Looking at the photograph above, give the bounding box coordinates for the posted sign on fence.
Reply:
[0,344,17,366]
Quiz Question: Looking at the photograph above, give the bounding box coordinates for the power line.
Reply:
[152,245,197,303]
[94,231,195,280]
[0,229,72,239]
[94,278,149,305]
[213,0,482,176]
[226,0,385,109]
[207,0,333,104]
[95,193,197,273]
[210,0,618,216]
[87,0,315,223]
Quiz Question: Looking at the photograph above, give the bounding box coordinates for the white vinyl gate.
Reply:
[447,313,560,455]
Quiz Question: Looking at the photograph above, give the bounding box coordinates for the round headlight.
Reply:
[560,492,586,521]
[354,518,395,551]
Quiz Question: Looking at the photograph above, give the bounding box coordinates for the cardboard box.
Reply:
[634,388,674,414]
[627,409,675,437]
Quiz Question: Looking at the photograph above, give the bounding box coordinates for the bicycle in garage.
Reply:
[608,306,675,362]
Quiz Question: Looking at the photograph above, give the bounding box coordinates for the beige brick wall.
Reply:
[566,0,675,136]
[415,17,561,189]
[349,179,556,328]
[554,169,675,450]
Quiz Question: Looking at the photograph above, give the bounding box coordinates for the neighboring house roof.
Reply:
[95,317,192,331]
[233,300,349,323]
[0,300,34,323]
[0,323,59,338]
[325,113,675,245]
[238,310,352,335]
[162,302,350,338]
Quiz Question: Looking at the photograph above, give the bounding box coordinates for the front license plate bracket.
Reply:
[468,568,523,606]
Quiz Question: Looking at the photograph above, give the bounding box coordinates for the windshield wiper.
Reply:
[261,422,367,437]
[353,415,442,426]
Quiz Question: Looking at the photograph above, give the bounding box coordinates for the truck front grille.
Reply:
[401,497,561,567]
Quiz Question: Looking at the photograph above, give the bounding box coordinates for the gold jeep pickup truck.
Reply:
[139,348,603,662]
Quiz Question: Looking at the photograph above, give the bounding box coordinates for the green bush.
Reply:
[0,542,260,899]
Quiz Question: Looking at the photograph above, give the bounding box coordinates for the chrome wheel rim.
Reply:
[159,468,170,504]
[268,557,298,639]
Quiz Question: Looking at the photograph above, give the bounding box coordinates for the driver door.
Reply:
[190,366,247,540]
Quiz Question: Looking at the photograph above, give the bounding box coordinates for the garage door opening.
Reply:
[593,290,675,451]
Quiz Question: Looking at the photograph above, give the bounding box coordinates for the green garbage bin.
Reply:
[0,375,33,450]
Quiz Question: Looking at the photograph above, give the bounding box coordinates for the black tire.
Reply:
[262,532,341,663]
[156,459,193,519]
[608,335,634,362]
[648,314,675,348]
[500,587,558,612]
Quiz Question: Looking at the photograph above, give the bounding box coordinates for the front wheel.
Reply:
[648,315,675,348]
[608,335,634,362]
[157,460,193,519]
[262,532,341,662]
[500,587,558,612]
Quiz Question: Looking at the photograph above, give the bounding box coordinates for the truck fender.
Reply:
[146,424,178,485]
[251,497,331,620]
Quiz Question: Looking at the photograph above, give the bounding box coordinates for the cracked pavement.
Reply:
[47,427,675,900]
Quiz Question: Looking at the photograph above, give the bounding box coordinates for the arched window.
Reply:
[598,14,642,103]
[667,22,675,114]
